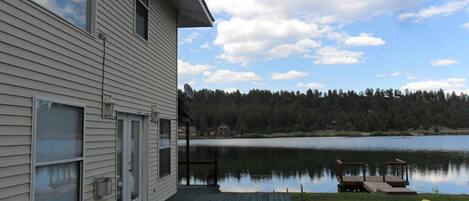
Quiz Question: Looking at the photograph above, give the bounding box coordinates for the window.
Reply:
[32,0,94,33]
[159,119,171,178]
[135,0,148,40]
[33,99,84,201]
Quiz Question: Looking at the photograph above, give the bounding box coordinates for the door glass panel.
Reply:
[130,120,140,200]
[116,120,123,201]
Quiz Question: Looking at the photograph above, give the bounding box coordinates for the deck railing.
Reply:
[335,160,367,182]
[380,159,409,183]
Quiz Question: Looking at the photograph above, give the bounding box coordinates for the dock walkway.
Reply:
[169,186,291,201]
[169,192,291,201]
[363,182,416,195]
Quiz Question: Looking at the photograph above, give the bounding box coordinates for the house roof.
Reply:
[170,0,214,28]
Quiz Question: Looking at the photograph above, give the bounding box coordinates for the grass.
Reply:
[290,193,469,201]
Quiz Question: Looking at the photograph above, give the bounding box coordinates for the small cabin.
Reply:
[216,124,231,137]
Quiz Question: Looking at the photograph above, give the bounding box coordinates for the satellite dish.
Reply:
[184,84,194,100]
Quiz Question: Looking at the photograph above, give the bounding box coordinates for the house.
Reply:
[0,0,213,201]
[216,124,230,137]
[177,126,197,139]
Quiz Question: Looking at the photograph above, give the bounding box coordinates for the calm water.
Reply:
[178,135,469,194]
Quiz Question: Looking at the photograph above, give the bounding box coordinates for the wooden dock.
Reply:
[363,182,416,195]
[169,186,292,201]
[336,159,416,195]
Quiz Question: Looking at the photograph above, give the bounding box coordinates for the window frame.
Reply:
[134,0,149,42]
[29,0,96,35]
[159,118,171,178]
[31,96,86,201]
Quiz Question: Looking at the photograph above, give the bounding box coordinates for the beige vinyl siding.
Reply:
[0,93,32,200]
[0,0,178,200]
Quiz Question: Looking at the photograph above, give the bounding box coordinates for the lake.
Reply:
[178,135,469,194]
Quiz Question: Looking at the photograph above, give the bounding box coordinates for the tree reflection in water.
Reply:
[179,146,469,194]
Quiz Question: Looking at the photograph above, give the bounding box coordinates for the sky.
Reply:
[178,0,469,94]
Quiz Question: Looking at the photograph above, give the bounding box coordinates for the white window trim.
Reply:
[134,0,149,42]
[159,118,171,179]
[31,96,86,201]
[28,0,96,36]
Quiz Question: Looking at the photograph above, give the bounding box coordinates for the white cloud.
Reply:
[431,58,459,66]
[401,78,469,94]
[344,33,385,46]
[462,22,469,30]
[376,74,386,78]
[376,71,401,78]
[207,0,420,22]
[398,0,469,22]
[178,60,211,76]
[200,42,211,49]
[297,82,323,89]
[204,69,262,84]
[214,18,321,65]
[182,32,199,44]
[251,81,266,86]
[271,70,308,80]
[314,47,363,65]
[206,0,418,65]
[389,71,401,77]
[406,75,418,80]
[224,88,238,93]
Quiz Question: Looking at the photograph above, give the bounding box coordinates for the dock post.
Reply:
[405,164,409,183]
[300,184,304,201]
[186,121,190,186]
[362,166,366,181]
[214,148,218,186]
[401,165,404,179]
[382,164,386,182]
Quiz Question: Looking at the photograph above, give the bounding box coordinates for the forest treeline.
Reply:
[181,89,469,134]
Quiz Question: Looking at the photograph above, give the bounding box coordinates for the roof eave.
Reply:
[171,0,214,28]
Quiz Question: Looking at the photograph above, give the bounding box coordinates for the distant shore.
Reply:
[181,128,469,139]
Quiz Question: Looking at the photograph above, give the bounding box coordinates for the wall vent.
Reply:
[94,177,112,200]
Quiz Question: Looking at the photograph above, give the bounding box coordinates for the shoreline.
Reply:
[180,129,469,140]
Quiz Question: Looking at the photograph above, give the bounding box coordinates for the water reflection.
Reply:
[178,137,469,194]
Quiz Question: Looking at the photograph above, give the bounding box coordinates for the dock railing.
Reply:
[380,159,409,184]
[336,159,409,183]
[335,160,367,182]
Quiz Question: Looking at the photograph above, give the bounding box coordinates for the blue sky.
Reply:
[178,0,469,94]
